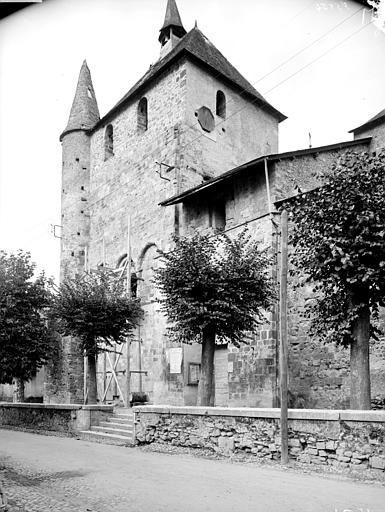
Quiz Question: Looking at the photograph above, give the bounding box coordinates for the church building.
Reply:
[47,0,385,409]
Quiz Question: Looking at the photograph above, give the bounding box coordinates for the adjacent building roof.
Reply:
[349,108,385,134]
[91,27,286,132]
[60,61,100,141]
[159,137,372,206]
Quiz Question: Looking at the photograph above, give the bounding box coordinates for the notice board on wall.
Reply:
[169,347,183,374]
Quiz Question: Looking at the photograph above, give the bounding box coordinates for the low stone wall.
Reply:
[0,403,114,433]
[133,406,385,472]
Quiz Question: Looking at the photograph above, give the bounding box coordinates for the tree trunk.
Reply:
[15,378,25,402]
[198,328,215,406]
[87,353,98,404]
[350,299,371,410]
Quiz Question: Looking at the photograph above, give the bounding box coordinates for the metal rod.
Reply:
[264,158,273,218]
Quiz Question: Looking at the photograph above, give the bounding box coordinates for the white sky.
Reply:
[0,0,384,282]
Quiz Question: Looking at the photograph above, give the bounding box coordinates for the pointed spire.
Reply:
[159,0,186,44]
[60,60,100,141]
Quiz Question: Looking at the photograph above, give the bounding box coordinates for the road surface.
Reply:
[0,429,384,511]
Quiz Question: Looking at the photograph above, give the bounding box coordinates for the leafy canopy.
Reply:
[286,150,385,346]
[50,270,143,355]
[154,231,275,345]
[0,250,54,384]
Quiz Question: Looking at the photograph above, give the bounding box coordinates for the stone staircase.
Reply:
[79,408,135,446]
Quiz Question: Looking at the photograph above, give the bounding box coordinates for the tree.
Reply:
[51,270,143,404]
[286,150,385,409]
[154,232,275,406]
[0,250,54,402]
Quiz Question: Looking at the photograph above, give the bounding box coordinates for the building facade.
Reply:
[47,0,385,408]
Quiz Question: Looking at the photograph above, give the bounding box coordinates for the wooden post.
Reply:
[125,215,132,407]
[280,209,289,464]
[83,246,88,404]
[101,237,106,403]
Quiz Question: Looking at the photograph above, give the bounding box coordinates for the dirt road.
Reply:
[0,429,384,511]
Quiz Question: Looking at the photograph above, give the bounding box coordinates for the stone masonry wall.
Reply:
[181,60,279,191]
[88,61,187,405]
[270,141,385,409]
[134,406,385,474]
[0,404,114,433]
[181,167,278,407]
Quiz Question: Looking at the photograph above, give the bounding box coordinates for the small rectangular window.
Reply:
[209,201,226,231]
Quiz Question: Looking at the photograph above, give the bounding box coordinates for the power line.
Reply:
[63,11,372,216]
[85,6,367,206]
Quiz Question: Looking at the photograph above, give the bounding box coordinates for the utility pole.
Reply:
[125,215,132,408]
[280,209,289,464]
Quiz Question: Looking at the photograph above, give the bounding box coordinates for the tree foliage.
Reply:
[286,149,385,346]
[50,270,143,355]
[0,250,54,384]
[154,231,275,346]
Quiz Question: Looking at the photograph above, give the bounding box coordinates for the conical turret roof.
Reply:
[159,0,186,42]
[60,60,100,141]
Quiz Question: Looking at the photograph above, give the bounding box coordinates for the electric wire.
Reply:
[83,5,368,208]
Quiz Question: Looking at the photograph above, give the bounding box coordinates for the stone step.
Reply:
[91,425,133,437]
[97,422,133,432]
[79,430,133,446]
[108,417,134,425]
[114,413,134,419]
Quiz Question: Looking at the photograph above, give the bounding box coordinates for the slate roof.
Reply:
[159,0,186,41]
[61,61,100,141]
[91,27,286,132]
[159,137,372,206]
[349,108,385,134]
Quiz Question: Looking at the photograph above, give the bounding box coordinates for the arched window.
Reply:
[138,97,148,132]
[117,254,137,298]
[216,90,226,119]
[104,124,114,160]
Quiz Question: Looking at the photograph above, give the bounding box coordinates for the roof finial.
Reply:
[159,0,187,44]
[195,19,198,28]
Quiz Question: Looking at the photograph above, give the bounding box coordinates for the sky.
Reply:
[0,0,384,282]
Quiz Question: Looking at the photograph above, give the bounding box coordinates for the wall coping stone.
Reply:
[0,403,114,412]
[133,405,385,422]
[340,410,385,422]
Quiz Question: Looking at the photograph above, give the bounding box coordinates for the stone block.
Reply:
[307,448,318,455]
[316,441,326,450]
[218,436,235,455]
[370,456,385,470]
[288,438,301,447]
[325,440,336,450]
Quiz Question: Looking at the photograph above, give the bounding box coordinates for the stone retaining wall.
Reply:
[133,406,385,473]
[0,403,114,433]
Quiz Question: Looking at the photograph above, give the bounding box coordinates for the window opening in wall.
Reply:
[104,124,114,160]
[209,201,226,231]
[87,88,93,99]
[75,158,79,162]
[216,90,226,119]
[137,97,148,132]
[81,186,85,191]
[117,255,138,298]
